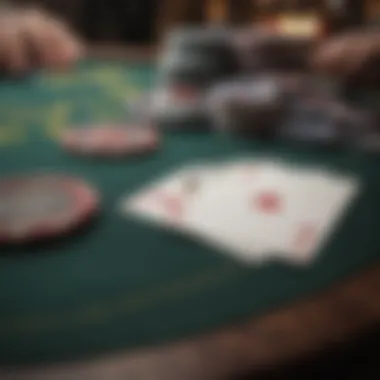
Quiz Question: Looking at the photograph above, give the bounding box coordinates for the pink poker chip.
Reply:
[61,125,159,157]
[0,174,99,244]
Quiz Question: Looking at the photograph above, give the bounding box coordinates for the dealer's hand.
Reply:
[0,6,82,73]
[312,30,380,83]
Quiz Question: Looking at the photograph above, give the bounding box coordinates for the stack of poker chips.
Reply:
[206,75,288,137]
[150,26,316,132]
[151,27,240,130]
[158,27,239,87]
[148,26,378,147]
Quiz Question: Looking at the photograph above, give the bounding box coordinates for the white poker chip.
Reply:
[151,86,204,117]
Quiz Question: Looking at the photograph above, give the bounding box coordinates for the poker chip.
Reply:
[61,126,159,157]
[126,93,154,123]
[159,27,239,87]
[151,86,201,114]
[159,52,224,87]
[166,26,232,50]
[207,77,286,136]
[0,174,99,244]
[150,86,211,130]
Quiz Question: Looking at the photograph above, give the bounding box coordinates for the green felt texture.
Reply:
[1,59,380,366]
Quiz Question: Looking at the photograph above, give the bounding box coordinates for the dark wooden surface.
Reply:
[2,45,380,380]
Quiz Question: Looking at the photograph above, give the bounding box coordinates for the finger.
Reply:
[22,11,60,67]
[333,37,360,76]
[348,36,380,76]
[0,23,10,69]
[22,10,82,69]
[37,19,83,68]
[311,40,341,73]
[312,36,353,76]
[2,19,27,72]
[345,39,373,75]
[48,21,83,67]
[314,31,380,79]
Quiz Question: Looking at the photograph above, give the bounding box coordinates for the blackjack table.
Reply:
[1,47,380,379]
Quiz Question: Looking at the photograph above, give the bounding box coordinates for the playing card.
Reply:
[182,160,360,265]
[120,162,229,230]
[122,159,360,266]
[179,160,283,262]
[121,167,192,230]
[244,164,360,264]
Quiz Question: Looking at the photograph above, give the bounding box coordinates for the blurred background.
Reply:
[10,0,374,44]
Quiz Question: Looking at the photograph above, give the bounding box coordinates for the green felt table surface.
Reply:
[1,59,380,366]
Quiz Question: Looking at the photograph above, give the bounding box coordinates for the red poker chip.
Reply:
[0,174,99,244]
[61,125,159,157]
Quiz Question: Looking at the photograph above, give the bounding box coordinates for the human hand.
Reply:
[0,6,83,73]
[311,30,380,84]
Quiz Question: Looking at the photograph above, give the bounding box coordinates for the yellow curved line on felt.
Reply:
[44,103,70,140]
[0,125,26,145]
[0,106,58,143]
[39,66,134,93]
[120,72,141,99]
[93,67,141,98]
[38,67,142,123]
[41,66,120,87]
[72,97,125,124]
[40,72,87,88]
[0,126,16,144]
[100,73,140,104]
[0,265,241,336]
